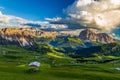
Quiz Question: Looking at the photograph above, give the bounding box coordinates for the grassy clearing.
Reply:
[0,62,120,80]
[0,45,120,80]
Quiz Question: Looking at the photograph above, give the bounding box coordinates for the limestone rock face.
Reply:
[0,28,60,47]
[79,29,115,43]
[0,28,34,47]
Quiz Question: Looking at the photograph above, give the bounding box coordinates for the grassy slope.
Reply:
[75,43,120,57]
[0,46,120,80]
[0,63,120,80]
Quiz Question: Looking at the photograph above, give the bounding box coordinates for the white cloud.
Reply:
[47,0,120,32]
[40,22,68,30]
[45,17,62,22]
[1,0,120,32]
[0,11,43,28]
[0,11,67,30]
[65,0,120,31]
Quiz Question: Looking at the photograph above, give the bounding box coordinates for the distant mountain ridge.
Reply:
[0,28,60,47]
[0,28,117,48]
[79,29,115,43]
[0,28,34,47]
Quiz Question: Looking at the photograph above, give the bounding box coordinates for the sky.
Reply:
[0,0,119,38]
[0,0,75,21]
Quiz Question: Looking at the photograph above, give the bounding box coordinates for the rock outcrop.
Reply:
[0,28,60,47]
[0,28,34,47]
[79,29,115,43]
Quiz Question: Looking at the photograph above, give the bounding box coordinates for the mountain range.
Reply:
[0,27,120,60]
[0,28,60,47]
[0,28,115,46]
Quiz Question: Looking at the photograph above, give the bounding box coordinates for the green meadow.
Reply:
[0,46,120,80]
[0,63,120,80]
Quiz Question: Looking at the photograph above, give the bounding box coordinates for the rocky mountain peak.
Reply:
[0,28,61,47]
[0,28,34,47]
[79,29,115,43]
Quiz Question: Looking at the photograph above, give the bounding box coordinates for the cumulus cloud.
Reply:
[1,0,120,31]
[40,23,68,30]
[0,11,43,28]
[47,0,120,31]
[65,0,120,31]
[0,11,67,30]
[45,17,62,22]
[45,17,68,29]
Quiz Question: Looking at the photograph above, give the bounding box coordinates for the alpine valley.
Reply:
[1,27,120,80]
[1,0,120,80]
[0,27,120,63]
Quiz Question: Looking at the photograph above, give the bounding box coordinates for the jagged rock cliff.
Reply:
[0,28,34,47]
[79,29,115,43]
[0,28,60,47]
